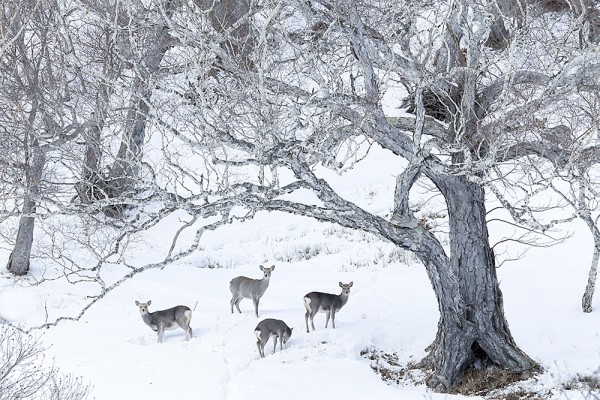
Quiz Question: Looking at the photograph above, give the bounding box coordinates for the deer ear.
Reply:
[270,265,275,270]
[339,282,343,287]
[135,300,140,306]
[259,265,265,270]
[349,281,353,287]
[147,300,152,306]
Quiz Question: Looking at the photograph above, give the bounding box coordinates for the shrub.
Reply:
[0,324,89,400]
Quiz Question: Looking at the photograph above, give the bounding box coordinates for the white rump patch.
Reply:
[303,297,312,310]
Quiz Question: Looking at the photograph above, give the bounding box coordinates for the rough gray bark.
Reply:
[421,176,536,389]
[340,4,535,387]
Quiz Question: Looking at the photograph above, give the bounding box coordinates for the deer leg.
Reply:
[310,309,317,331]
[179,322,192,341]
[253,297,260,318]
[273,334,278,354]
[230,296,236,313]
[331,309,336,329]
[325,311,331,328]
[279,333,284,351]
[256,338,265,358]
[157,324,164,343]
[305,310,311,333]
[234,297,242,313]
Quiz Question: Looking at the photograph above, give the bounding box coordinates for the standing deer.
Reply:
[254,318,293,358]
[303,281,353,332]
[135,300,193,343]
[229,265,275,317]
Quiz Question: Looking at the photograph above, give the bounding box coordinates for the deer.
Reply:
[303,281,353,333]
[229,265,275,318]
[135,300,193,343]
[254,318,293,358]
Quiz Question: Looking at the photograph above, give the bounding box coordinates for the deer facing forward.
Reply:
[135,300,193,343]
[303,281,353,332]
[230,265,275,318]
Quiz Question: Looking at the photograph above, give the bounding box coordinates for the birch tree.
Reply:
[550,168,600,313]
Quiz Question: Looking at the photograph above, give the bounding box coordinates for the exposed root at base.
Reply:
[361,347,549,399]
[452,365,540,398]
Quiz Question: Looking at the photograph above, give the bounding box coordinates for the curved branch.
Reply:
[498,141,600,169]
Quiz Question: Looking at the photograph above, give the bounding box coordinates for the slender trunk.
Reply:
[420,176,536,391]
[6,141,46,276]
[582,243,599,313]
[574,176,600,313]
[77,110,103,203]
[109,76,152,194]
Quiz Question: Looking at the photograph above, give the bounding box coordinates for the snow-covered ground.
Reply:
[1,148,600,400]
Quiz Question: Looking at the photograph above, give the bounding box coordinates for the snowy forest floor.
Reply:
[1,161,600,399]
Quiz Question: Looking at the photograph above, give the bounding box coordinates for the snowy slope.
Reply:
[1,147,600,400]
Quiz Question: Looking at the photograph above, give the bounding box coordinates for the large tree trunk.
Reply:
[6,141,46,276]
[420,175,537,391]
[280,157,538,392]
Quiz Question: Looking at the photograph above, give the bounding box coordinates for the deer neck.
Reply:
[141,311,153,326]
[338,292,349,307]
[260,276,270,288]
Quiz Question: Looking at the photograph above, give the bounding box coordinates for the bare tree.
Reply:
[143,0,600,391]
[571,175,600,313]
[0,0,191,277]
[0,0,86,275]
[69,0,184,210]
[549,169,600,313]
